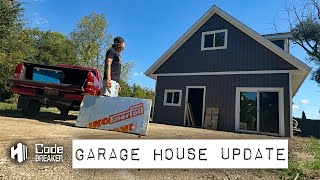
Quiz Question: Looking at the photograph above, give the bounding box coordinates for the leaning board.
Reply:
[75,95,152,135]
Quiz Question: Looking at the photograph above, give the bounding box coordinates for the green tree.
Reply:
[120,61,134,83]
[25,29,78,65]
[131,83,145,98]
[130,83,155,99]
[144,88,155,107]
[284,0,320,84]
[70,12,112,71]
[0,0,24,100]
[118,80,132,97]
[70,13,134,81]
[302,111,307,120]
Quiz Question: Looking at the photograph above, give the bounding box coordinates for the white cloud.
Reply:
[300,99,310,105]
[33,12,48,25]
[292,104,299,111]
[133,72,144,77]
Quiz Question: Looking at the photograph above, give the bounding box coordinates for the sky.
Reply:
[20,0,320,119]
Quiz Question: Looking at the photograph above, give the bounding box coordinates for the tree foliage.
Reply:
[0,0,152,102]
[70,12,112,71]
[0,0,78,99]
[121,61,134,83]
[131,83,146,98]
[0,0,24,100]
[284,0,320,84]
[25,29,78,65]
[119,82,155,103]
[302,111,307,120]
[118,80,132,97]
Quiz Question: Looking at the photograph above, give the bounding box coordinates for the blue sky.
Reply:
[21,0,320,119]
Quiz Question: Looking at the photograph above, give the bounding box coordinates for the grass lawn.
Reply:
[0,102,16,110]
[278,137,320,179]
[0,102,78,116]
[0,101,58,113]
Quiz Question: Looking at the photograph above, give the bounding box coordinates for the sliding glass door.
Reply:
[237,88,283,135]
[259,92,279,134]
[239,92,258,132]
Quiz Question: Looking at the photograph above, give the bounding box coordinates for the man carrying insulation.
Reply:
[102,37,125,97]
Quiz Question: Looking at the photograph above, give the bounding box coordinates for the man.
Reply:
[102,36,125,97]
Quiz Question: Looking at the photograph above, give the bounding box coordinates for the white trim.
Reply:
[183,88,188,126]
[145,5,311,91]
[237,129,281,137]
[234,89,240,132]
[284,39,289,53]
[235,87,285,137]
[151,76,158,121]
[262,32,292,41]
[156,70,300,77]
[201,29,228,51]
[289,73,293,137]
[279,88,285,136]
[163,89,182,107]
[183,86,206,127]
[257,91,260,132]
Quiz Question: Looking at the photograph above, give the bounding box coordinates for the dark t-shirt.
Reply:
[104,47,121,82]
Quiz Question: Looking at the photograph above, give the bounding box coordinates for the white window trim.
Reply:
[201,29,228,51]
[163,89,182,107]
[234,87,285,137]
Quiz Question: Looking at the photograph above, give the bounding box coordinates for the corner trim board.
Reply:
[289,73,293,137]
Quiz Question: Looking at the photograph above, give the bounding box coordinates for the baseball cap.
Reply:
[114,37,125,44]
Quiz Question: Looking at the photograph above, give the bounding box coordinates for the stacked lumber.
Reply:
[186,103,195,127]
[204,107,219,130]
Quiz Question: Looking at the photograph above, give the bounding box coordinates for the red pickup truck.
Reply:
[10,62,102,117]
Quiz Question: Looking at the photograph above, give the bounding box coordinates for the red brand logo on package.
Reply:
[88,103,144,129]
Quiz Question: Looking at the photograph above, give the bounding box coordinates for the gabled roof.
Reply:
[145,5,312,95]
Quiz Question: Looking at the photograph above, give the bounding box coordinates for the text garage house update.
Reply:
[75,147,286,161]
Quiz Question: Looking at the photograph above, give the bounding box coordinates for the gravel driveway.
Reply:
[0,112,289,180]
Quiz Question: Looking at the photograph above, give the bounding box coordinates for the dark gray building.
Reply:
[145,5,311,137]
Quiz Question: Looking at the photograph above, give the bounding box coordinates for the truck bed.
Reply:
[10,62,101,116]
[10,78,83,92]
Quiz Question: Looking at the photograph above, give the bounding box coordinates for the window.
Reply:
[201,29,228,50]
[163,89,182,106]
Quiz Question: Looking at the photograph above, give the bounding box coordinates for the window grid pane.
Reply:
[214,32,225,47]
[204,34,214,48]
[240,92,258,131]
[166,92,173,104]
[173,92,180,104]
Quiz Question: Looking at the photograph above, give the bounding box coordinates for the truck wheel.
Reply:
[21,107,29,116]
[22,100,41,117]
[59,109,70,119]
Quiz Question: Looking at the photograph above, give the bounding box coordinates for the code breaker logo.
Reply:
[35,144,64,162]
[11,143,28,163]
[88,103,144,128]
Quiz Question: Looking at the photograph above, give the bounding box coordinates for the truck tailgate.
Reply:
[10,78,83,92]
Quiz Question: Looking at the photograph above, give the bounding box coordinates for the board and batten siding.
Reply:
[153,73,291,137]
[154,14,297,74]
